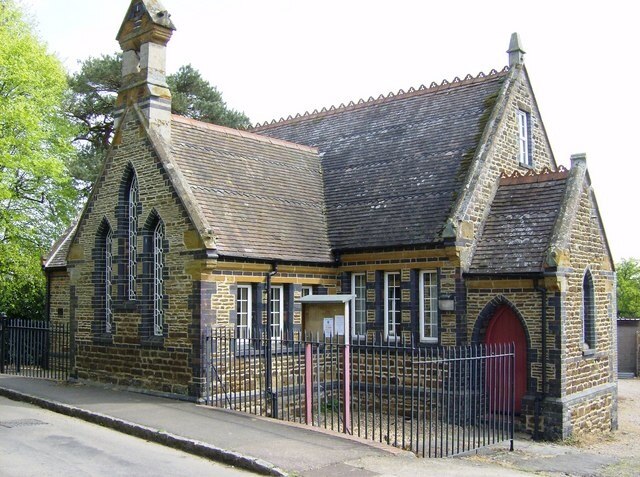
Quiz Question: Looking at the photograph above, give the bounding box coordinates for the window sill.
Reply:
[582,348,596,358]
[93,333,114,345]
[114,301,138,312]
[420,338,439,345]
[141,335,164,348]
[518,161,535,170]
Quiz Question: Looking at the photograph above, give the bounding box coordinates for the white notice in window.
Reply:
[334,315,345,336]
[323,318,334,338]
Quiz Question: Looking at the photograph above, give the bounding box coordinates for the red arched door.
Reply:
[484,305,527,413]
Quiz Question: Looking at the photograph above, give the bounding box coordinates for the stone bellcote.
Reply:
[115,0,176,144]
[507,32,525,67]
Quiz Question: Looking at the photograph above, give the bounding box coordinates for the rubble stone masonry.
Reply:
[67,109,203,397]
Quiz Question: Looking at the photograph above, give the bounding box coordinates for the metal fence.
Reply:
[0,318,71,380]
[203,327,514,457]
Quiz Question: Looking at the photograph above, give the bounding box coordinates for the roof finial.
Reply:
[507,32,526,67]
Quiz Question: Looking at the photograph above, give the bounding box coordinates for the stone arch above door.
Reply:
[471,295,532,349]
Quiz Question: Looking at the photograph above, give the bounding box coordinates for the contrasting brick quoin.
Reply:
[43,1,616,440]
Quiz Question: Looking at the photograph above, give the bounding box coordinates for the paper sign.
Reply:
[323,317,334,338]
[334,315,345,336]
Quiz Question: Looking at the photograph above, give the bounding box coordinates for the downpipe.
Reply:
[265,262,278,418]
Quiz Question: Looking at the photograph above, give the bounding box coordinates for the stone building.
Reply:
[44,0,617,440]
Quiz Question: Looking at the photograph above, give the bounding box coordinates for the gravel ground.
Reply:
[465,378,640,477]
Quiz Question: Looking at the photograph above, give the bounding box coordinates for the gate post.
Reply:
[305,342,312,425]
[343,343,351,434]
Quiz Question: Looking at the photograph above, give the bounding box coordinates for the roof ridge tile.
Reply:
[251,66,510,131]
[499,166,569,185]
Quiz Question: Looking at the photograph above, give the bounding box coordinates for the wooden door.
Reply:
[484,305,527,413]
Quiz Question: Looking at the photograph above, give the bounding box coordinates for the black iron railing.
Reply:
[0,318,70,380]
[203,327,515,457]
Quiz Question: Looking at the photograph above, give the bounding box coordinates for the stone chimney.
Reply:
[507,32,525,67]
[115,0,176,144]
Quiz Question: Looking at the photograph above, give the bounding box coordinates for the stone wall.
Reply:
[338,247,460,345]
[465,278,562,435]
[47,270,70,326]
[466,279,558,396]
[67,108,204,397]
[455,65,556,270]
[202,261,339,337]
[559,181,616,436]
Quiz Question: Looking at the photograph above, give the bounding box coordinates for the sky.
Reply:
[19,0,640,262]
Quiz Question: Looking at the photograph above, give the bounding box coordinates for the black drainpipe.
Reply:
[534,279,547,441]
[265,262,278,417]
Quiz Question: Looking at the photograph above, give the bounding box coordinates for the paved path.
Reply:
[0,375,530,476]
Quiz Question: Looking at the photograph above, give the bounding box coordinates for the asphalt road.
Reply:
[0,396,255,477]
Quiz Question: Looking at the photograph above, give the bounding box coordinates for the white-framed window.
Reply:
[351,273,366,339]
[419,271,438,343]
[270,285,284,340]
[105,227,113,334]
[517,110,532,166]
[384,272,401,340]
[236,284,252,341]
[153,220,164,336]
[127,174,139,299]
[301,286,313,298]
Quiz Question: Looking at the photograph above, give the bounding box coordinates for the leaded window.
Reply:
[384,272,401,340]
[582,269,596,350]
[420,271,438,342]
[128,174,138,299]
[351,273,366,339]
[236,284,252,341]
[105,227,113,334]
[270,285,284,340]
[153,220,164,336]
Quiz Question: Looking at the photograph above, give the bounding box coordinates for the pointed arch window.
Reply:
[127,173,139,299]
[105,227,113,333]
[153,220,165,336]
[582,270,596,351]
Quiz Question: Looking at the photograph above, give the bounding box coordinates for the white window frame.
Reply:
[384,272,401,341]
[301,286,313,298]
[153,220,164,336]
[351,273,366,340]
[127,173,138,300]
[419,270,438,343]
[517,110,532,166]
[236,284,252,342]
[270,285,284,340]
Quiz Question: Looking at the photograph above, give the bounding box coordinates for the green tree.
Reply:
[0,0,78,319]
[617,258,640,318]
[66,54,250,193]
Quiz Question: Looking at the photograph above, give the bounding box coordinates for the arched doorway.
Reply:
[484,305,527,413]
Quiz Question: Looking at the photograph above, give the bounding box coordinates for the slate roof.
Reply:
[469,169,569,274]
[43,222,77,270]
[253,71,508,251]
[171,116,333,263]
